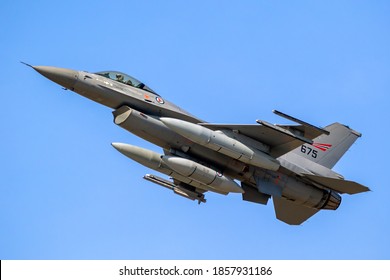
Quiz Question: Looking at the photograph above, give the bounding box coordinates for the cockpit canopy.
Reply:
[95,71,158,95]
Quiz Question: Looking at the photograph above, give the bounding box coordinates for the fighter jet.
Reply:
[26,63,370,225]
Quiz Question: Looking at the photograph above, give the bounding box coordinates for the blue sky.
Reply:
[1,0,389,259]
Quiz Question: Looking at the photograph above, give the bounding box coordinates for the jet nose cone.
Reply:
[33,66,79,90]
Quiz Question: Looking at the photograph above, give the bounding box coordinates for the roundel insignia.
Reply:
[155,97,165,104]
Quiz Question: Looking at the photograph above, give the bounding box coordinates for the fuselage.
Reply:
[75,69,201,123]
[32,65,370,225]
[32,66,344,184]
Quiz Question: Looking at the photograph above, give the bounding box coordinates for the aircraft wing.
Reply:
[273,196,319,225]
[200,123,323,158]
[301,174,370,194]
[200,110,328,158]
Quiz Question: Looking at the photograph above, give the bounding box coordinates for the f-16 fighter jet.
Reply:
[26,63,370,225]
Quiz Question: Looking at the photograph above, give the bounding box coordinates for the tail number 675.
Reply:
[301,145,318,158]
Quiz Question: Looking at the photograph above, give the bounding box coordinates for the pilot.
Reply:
[116,74,124,82]
[136,82,145,89]
[126,79,133,86]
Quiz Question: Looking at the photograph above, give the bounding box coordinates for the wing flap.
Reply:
[273,197,319,225]
[302,174,370,194]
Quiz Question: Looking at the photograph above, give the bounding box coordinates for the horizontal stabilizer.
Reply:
[302,174,370,194]
[273,197,319,225]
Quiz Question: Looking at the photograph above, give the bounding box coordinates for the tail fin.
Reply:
[293,123,362,169]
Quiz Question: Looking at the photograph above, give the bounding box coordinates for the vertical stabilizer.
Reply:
[292,123,361,169]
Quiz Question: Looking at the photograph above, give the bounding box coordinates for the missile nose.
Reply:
[32,66,79,90]
[111,142,129,154]
[111,142,123,150]
[111,142,163,170]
